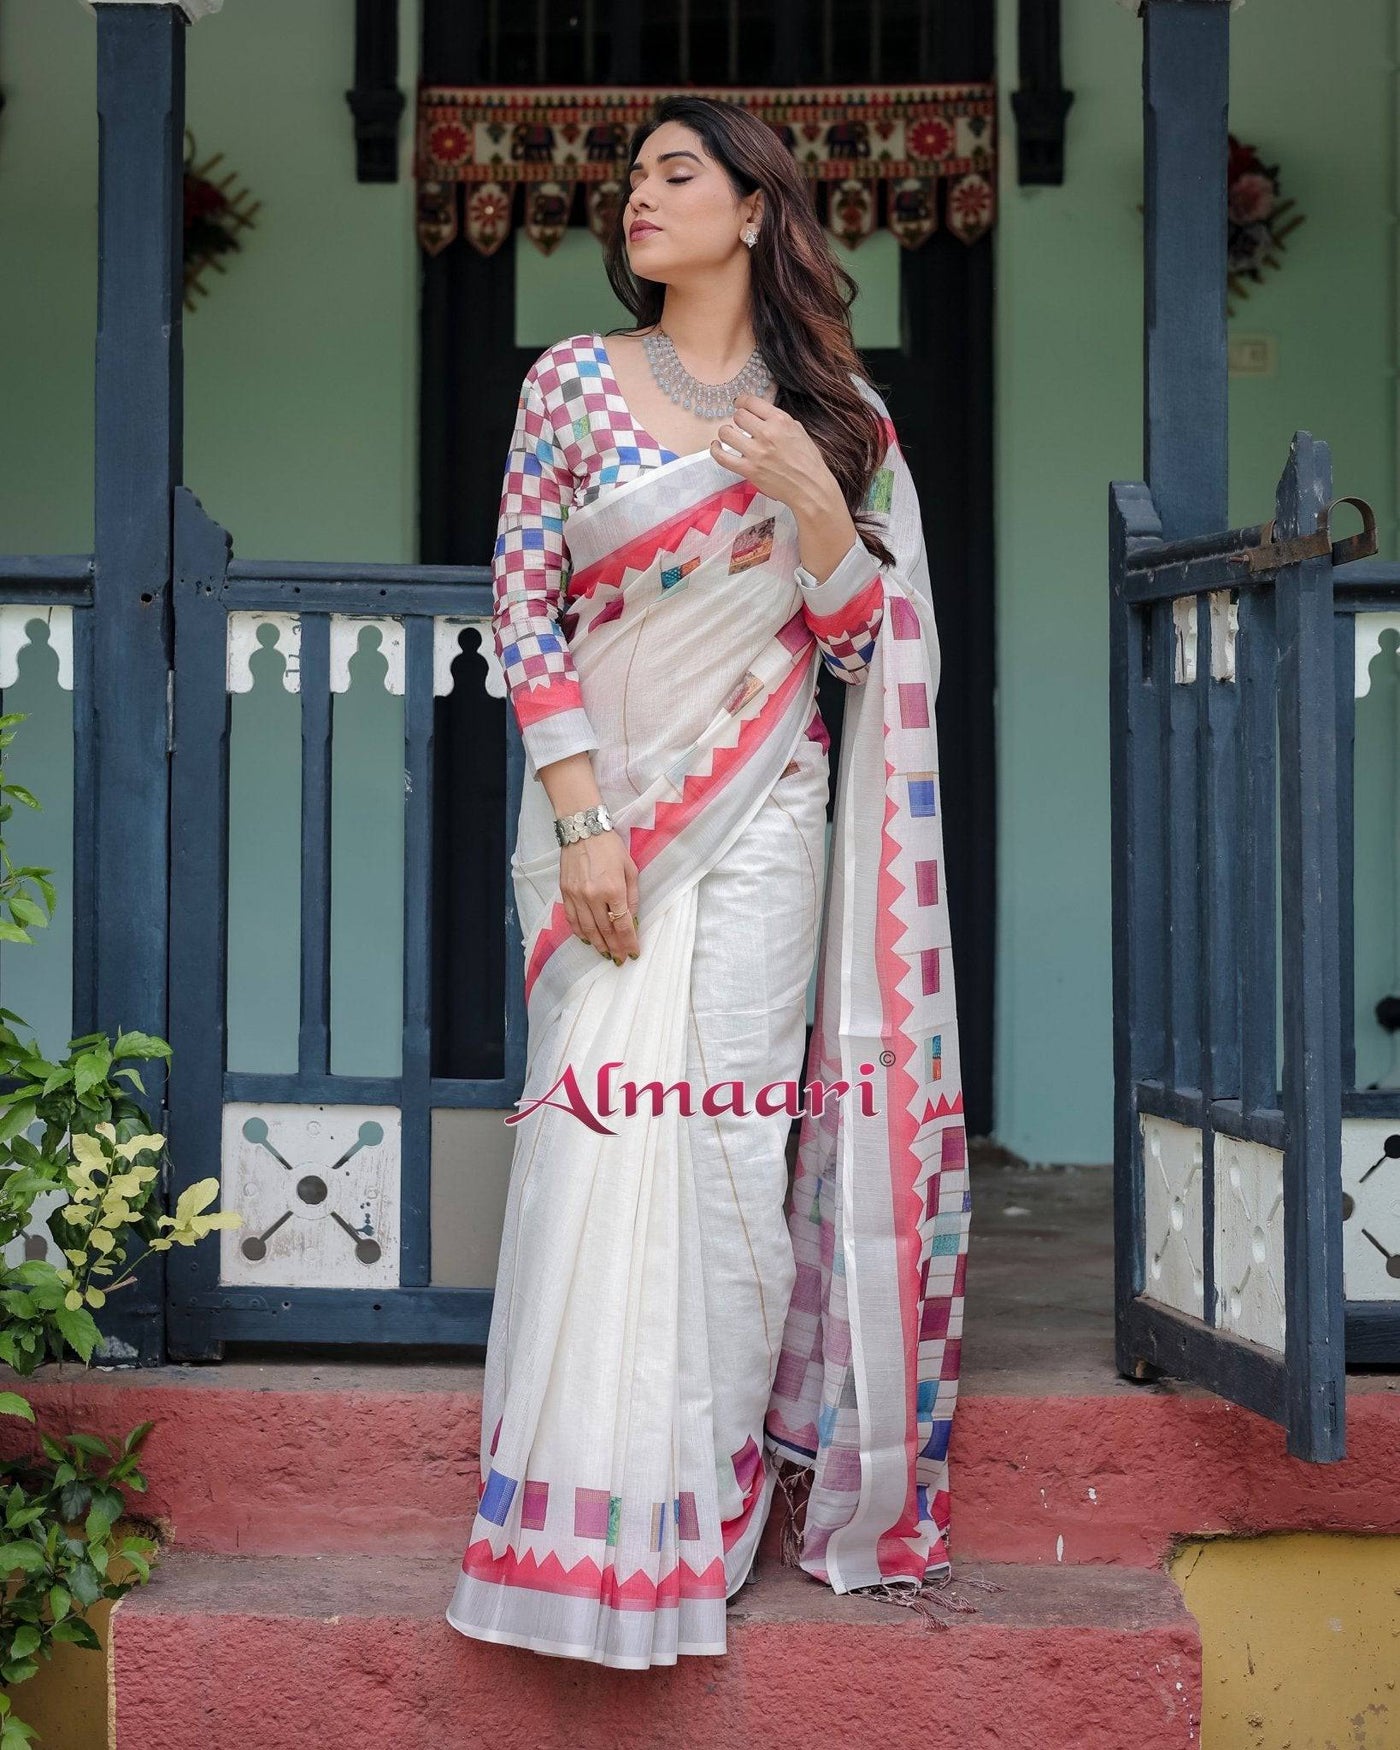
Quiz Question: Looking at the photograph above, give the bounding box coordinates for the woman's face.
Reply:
[623,120,762,282]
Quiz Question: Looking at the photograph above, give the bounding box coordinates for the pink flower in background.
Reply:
[1223,132,1302,307]
[1230,171,1276,226]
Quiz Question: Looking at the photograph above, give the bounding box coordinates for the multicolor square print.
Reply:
[478,1467,517,1526]
[728,516,776,573]
[661,554,701,592]
[889,594,922,639]
[864,465,894,514]
[731,1434,762,1493]
[491,332,683,771]
[915,857,939,905]
[676,1490,700,1540]
[899,681,931,728]
[574,1485,611,1539]
[722,670,764,714]
[520,1478,549,1531]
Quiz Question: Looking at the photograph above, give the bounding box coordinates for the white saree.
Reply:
[447,376,970,1668]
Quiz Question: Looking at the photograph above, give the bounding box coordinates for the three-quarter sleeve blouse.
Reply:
[795,541,888,685]
[791,376,903,686]
[492,335,866,772]
[491,368,601,777]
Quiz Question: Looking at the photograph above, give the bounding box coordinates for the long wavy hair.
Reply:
[602,95,895,567]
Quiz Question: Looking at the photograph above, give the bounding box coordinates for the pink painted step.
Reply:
[9,1359,1400,1568]
[109,1552,1202,1750]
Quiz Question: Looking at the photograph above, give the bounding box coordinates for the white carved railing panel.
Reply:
[0,606,73,692]
[227,612,302,694]
[1139,1113,1205,1319]
[218,1102,401,1290]
[1355,613,1400,699]
[1213,1132,1286,1351]
[330,616,406,695]
[1171,591,1238,685]
[226,613,505,699]
[434,617,504,699]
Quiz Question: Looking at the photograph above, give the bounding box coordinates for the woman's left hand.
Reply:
[711,394,837,516]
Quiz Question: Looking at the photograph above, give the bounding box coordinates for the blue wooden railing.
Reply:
[163,489,527,1352]
[0,499,531,1355]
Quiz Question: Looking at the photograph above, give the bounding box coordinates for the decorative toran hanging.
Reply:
[414,84,996,258]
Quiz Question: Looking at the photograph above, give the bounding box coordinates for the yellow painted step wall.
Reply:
[1170,1532,1400,1749]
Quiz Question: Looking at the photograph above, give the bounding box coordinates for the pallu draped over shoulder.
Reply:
[446,334,970,1669]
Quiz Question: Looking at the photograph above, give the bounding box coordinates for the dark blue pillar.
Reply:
[88,0,198,1364]
[1142,0,1231,540]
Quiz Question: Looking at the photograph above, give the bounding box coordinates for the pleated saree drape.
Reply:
[447,378,970,1668]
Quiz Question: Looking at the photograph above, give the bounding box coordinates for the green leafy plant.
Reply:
[0,1405,158,1712]
[0,715,55,957]
[0,711,241,1739]
[0,1029,175,1374]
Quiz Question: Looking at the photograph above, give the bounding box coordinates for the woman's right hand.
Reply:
[561,829,641,962]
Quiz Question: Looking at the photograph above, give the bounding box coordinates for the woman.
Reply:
[445,94,971,1669]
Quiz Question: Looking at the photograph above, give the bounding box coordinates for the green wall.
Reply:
[0,0,1394,1159]
[0,0,97,1052]
[992,0,1398,1162]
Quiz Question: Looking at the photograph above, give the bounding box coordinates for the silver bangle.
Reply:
[554,803,614,847]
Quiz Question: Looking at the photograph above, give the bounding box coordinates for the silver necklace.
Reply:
[641,327,772,421]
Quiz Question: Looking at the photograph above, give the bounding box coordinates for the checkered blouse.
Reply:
[492,331,890,777]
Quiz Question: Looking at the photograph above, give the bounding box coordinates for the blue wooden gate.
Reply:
[163,489,527,1353]
[1110,433,1381,1463]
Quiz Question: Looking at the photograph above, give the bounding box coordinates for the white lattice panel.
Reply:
[1213,1133,1286,1351]
[434,617,504,699]
[329,615,406,695]
[227,613,506,699]
[1341,1117,1400,1302]
[1171,597,1198,684]
[1139,1113,1205,1318]
[0,606,73,691]
[218,1102,401,1289]
[1171,592,1237,684]
[1208,590,1238,682]
[227,612,302,694]
[1355,613,1400,698]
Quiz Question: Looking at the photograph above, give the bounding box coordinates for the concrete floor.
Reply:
[191,1144,1398,1399]
[956,1147,1400,1398]
[958,1150,1135,1396]
[212,1142,1134,1383]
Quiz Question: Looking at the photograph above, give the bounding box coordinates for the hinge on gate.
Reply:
[166,670,175,754]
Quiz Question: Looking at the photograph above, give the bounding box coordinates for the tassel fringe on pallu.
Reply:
[765,1458,1005,1630]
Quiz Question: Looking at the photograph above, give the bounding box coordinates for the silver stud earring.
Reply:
[741,226,758,247]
